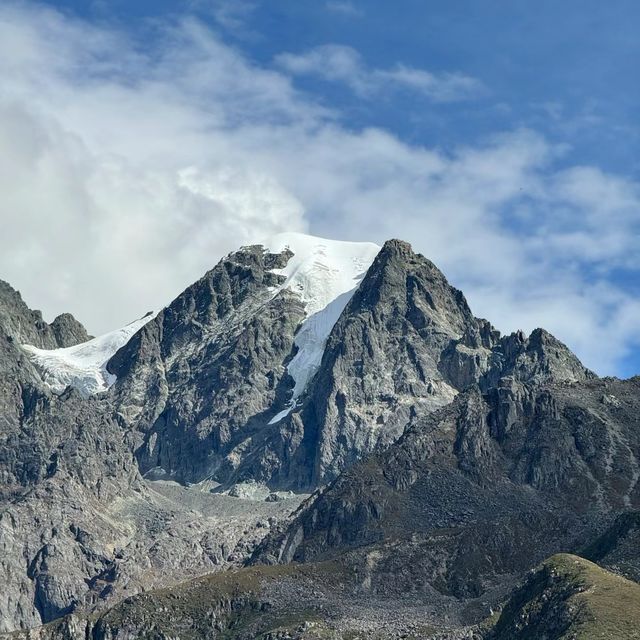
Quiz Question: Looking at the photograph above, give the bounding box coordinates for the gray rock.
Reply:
[0,235,634,636]
[107,243,305,485]
[0,279,89,349]
[49,313,91,347]
[253,376,640,606]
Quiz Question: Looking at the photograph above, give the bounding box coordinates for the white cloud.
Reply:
[0,5,308,333]
[325,2,363,17]
[208,0,256,32]
[275,44,485,102]
[0,3,638,376]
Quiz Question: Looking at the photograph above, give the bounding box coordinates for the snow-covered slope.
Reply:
[264,232,381,422]
[22,313,155,396]
[21,232,380,405]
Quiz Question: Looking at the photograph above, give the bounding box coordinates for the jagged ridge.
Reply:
[0,233,636,637]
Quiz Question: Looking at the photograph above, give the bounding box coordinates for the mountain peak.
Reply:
[380,237,413,256]
[262,231,381,317]
[0,279,89,350]
[259,232,381,420]
[49,313,92,348]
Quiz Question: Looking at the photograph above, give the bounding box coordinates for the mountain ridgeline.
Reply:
[106,237,593,490]
[0,233,638,639]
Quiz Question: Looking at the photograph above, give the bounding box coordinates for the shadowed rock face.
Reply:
[106,244,307,485]
[253,376,640,603]
[0,236,630,636]
[581,511,640,582]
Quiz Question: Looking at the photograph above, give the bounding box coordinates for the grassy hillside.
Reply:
[488,553,640,640]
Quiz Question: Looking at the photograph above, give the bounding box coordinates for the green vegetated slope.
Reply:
[488,553,640,640]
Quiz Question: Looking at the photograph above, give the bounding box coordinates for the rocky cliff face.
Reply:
[0,268,305,632]
[0,283,141,630]
[288,240,593,486]
[49,313,92,348]
[0,233,637,637]
[253,376,640,606]
[292,239,488,485]
[107,242,305,485]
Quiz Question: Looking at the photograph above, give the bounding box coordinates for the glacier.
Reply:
[264,232,381,422]
[22,312,155,396]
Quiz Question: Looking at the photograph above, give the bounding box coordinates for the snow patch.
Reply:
[264,232,380,422]
[22,312,155,396]
[268,406,294,425]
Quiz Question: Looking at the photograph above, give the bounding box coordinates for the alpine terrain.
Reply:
[1,232,639,639]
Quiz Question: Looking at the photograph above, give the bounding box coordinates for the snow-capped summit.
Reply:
[263,232,381,421]
[23,312,156,396]
[22,232,381,405]
[264,232,381,317]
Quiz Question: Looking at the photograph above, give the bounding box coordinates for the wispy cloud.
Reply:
[211,0,256,33]
[276,44,484,102]
[0,3,638,375]
[187,0,257,35]
[325,1,362,17]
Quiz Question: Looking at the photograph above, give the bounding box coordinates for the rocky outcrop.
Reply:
[49,313,91,347]
[0,290,142,629]
[292,239,489,485]
[482,327,595,388]
[107,243,306,485]
[254,376,640,604]
[0,280,88,349]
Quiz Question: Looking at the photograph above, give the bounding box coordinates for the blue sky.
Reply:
[48,0,640,174]
[0,1,638,376]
